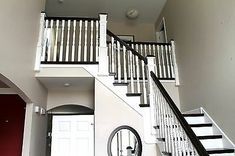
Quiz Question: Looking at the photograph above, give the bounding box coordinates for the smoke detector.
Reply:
[126,8,139,19]
[58,0,64,3]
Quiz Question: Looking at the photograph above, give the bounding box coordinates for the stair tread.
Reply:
[206,148,234,154]
[126,93,142,96]
[189,123,213,127]
[162,151,171,156]
[183,113,204,117]
[139,104,150,107]
[197,135,222,140]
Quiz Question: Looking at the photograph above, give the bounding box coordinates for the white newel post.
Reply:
[147,56,157,135]
[171,40,180,86]
[98,14,109,76]
[34,13,46,71]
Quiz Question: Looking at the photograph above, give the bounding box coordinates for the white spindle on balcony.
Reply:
[71,20,76,62]
[84,20,88,62]
[53,20,59,61]
[90,20,94,62]
[95,21,99,62]
[42,19,48,62]
[65,20,71,62]
[59,20,65,62]
[77,20,82,62]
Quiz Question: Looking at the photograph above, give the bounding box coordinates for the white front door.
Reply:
[51,115,94,156]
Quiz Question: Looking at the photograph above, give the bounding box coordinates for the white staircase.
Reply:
[35,13,235,156]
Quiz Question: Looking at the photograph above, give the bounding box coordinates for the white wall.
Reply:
[162,82,180,109]
[95,80,161,155]
[157,0,235,142]
[0,1,48,156]
[47,88,94,110]
[0,0,47,105]
[108,21,156,41]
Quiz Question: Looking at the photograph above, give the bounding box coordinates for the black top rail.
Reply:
[45,16,98,22]
[107,30,147,64]
[125,41,171,46]
[150,71,209,156]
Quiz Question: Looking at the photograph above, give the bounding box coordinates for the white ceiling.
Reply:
[45,0,167,23]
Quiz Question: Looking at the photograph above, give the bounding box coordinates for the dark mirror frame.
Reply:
[107,125,142,156]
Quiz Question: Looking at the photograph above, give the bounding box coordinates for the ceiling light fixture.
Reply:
[64,83,70,87]
[126,8,139,19]
[58,0,64,3]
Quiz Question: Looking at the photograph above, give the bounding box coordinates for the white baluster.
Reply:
[90,20,94,62]
[129,52,134,93]
[117,41,121,83]
[144,44,147,56]
[110,37,115,73]
[59,20,65,62]
[165,45,171,78]
[95,21,99,62]
[53,20,59,62]
[131,44,136,79]
[140,44,143,56]
[135,45,140,93]
[71,20,76,62]
[108,43,112,73]
[77,20,82,62]
[47,20,54,62]
[84,20,88,62]
[41,19,48,62]
[149,44,152,55]
[157,45,162,78]
[65,20,71,62]
[169,45,175,79]
[161,45,166,78]
[152,45,157,74]
[123,46,127,83]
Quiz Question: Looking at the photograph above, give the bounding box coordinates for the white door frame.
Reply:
[51,115,94,156]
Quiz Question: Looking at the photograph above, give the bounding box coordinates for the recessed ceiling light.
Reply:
[64,83,70,87]
[126,8,139,19]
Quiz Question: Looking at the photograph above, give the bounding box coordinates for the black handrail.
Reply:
[125,41,171,46]
[107,30,147,64]
[45,16,98,22]
[150,71,208,156]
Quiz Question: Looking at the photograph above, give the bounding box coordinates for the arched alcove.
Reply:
[47,104,94,115]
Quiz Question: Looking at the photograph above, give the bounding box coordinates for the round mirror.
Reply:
[107,126,142,156]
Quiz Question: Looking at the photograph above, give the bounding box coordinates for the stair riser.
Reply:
[200,139,224,149]
[192,127,214,136]
[184,116,205,124]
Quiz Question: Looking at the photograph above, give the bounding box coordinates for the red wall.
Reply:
[0,95,26,156]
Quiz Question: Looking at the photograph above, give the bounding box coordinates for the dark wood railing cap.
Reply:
[45,16,98,21]
[125,41,171,46]
[150,71,209,156]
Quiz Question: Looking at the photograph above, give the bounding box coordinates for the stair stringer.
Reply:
[77,65,159,144]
